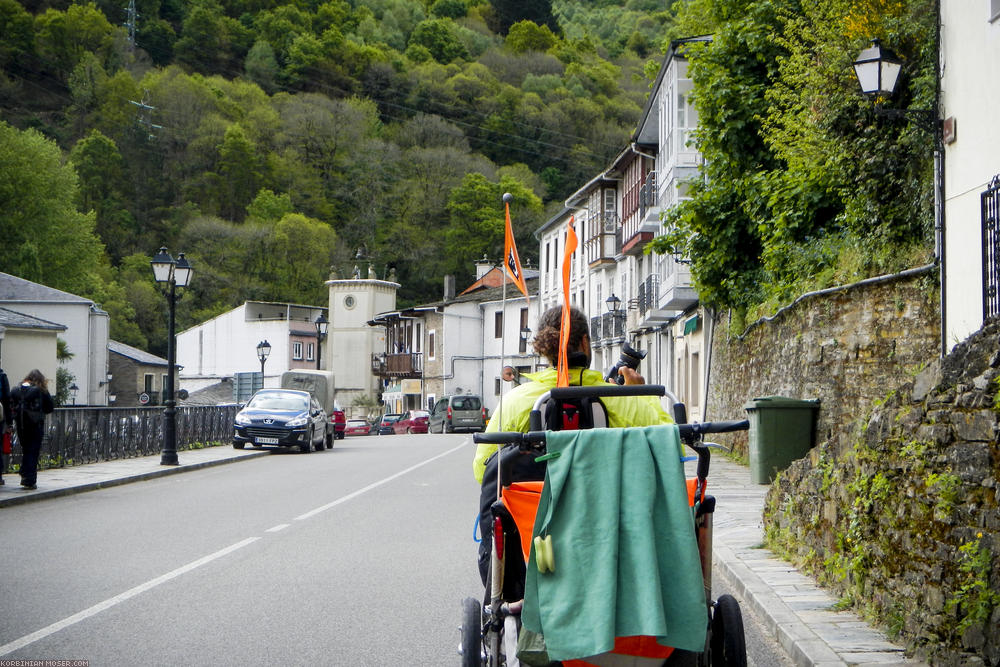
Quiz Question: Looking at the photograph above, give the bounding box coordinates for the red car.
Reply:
[392,409,430,434]
[329,405,346,439]
[344,419,373,436]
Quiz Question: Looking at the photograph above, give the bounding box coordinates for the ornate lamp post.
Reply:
[151,247,193,466]
[69,383,79,405]
[256,339,271,379]
[314,314,329,370]
[852,38,944,355]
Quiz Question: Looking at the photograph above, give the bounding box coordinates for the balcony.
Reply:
[371,352,423,379]
[660,261,698,311]
[622,172,662,256]
[585,214,622,267]
[590,313,626,343]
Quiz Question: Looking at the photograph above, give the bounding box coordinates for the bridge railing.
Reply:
[5,405,239,469]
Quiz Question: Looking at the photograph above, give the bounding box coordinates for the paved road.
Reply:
[0,433,794,665]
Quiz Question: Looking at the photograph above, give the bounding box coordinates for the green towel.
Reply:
[521,424,708,660]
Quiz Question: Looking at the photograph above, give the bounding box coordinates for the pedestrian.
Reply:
[9,369,54,490]
[0,365,12,486]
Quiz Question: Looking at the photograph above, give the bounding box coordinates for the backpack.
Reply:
[12,385,46,426]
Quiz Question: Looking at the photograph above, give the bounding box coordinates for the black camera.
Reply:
[606,342,647,384]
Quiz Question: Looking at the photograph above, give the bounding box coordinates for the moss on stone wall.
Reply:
[761,318,1000,665]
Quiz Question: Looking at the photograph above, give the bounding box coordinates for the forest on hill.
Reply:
[0,0,676,355]
[0,0,939,358]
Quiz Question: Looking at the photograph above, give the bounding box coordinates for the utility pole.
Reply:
[129,90,163,141]
[123,0,138,50]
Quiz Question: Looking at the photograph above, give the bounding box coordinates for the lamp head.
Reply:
[853,38,902,97]
[150,247,174,283]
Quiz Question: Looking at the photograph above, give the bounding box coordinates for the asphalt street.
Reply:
[0,433,794,665]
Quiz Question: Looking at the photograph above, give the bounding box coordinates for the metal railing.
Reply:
[637,274,659,316]
[371,352,423,378]
[5,405,240,469]
[982,174,1000,320]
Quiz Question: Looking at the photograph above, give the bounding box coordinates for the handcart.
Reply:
[459,384,750,667]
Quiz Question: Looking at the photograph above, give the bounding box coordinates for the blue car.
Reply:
[233,388,330,453]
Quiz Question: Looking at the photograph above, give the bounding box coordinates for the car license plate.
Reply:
[255,437,279,444]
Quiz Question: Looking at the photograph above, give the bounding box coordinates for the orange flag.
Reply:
[557,216,578,388]
[503,197,529,301]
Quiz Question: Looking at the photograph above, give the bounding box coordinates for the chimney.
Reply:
[475,254,493,279]
[443,275,455,302]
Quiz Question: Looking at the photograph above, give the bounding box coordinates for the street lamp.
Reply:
[606,293,621,313]
[519,324,532,356]
[314,314,328,370]
[852,38,945,355]
[151,247,194,466]
[69,383,78,405]
[256,339,271,378]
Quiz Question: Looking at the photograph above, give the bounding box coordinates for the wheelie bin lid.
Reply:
[743,395,820,410]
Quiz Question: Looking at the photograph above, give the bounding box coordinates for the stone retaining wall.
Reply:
[705,268,999,664]
[707,268,940,458]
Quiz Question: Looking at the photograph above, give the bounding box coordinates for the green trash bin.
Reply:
[743,396,820,484]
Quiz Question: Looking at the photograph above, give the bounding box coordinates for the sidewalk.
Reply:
[1,445,924,666]
[0,445,267,508]
[703,456,926,667]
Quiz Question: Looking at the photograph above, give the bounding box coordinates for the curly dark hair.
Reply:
[532,306,589,365]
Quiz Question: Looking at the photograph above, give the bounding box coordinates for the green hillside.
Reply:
[0,0,677,354]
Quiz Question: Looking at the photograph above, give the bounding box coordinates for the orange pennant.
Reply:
[557,216,578,388]
[503,200,529,301]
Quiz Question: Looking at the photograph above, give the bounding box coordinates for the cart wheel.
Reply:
[460,597,483,667]
[711,594,747,667]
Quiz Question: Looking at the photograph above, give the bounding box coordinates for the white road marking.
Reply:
[1,440,472,656]
[0,537,260,656]
[293,441,468,521]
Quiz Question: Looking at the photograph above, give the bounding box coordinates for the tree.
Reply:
[442,172,542,286]
[408,18,469,63]
[215,123,262,223]
[505,20,557,53]
[487,0,558,36]
[70,130,137,262]
[0,122,107,297]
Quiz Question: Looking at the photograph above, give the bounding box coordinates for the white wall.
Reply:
[1,328,59,395]
[942,4,1000,347]
[10,302,108,405]
[177,304,294,388]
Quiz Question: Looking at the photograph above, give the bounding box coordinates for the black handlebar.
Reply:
[472,419,749,447]
[547,384,666,400]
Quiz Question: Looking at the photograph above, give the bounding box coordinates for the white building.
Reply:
[369,265,538,417]
[941,4,1000,348]
[0,307,66,396]
[176,301,327,392]
[0,272,109,405]
[534,39,710,419]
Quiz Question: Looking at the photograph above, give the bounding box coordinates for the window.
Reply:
[415,323,422,353]
[495,311,503,338]
[690,352,700,408]
[161,374,168,392]
[495,378,501,395]
[519,307,528,354]
[144,374,153,393]
[428,330,436,360]
[292,341,303,360]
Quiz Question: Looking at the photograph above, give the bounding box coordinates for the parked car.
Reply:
[233,388,329,453]
[392,409,430,434]
[428,395,485,433]
[345,418,373,436]
[376,413,401,435]
[330,403,346,439]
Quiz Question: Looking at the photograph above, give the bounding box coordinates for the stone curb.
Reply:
[0,450,268,509]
